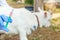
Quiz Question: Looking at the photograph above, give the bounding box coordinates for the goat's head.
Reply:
[38,7,52,20]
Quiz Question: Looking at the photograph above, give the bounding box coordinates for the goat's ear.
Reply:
[38,7,42,12]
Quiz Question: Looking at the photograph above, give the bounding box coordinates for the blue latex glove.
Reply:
[0,15,12,32]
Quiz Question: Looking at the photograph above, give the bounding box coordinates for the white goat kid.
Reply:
[0,0,52,40]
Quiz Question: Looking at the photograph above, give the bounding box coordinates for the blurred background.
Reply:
[7,0,60,13]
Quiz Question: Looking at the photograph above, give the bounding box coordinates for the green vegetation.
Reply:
[25,0,34,5]
[50,17,60,31]
[55,8,60,13]
[12,0,17,2]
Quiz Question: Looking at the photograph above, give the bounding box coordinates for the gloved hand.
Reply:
[0,15,12,32]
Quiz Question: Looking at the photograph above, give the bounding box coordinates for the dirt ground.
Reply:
[0,27,60,40]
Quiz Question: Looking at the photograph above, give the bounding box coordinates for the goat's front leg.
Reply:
[45,21,50,27]
[18,29,28,40]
